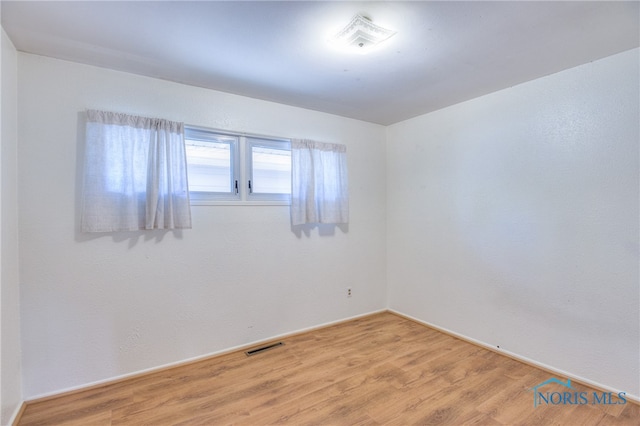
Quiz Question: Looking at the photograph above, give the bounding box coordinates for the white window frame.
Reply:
[185,126,291,206]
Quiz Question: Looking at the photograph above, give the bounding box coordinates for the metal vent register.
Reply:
[245,342,284,356]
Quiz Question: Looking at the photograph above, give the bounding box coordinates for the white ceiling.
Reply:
[2,1,639,125]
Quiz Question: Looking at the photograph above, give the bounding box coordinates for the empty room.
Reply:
[1,1,639,425]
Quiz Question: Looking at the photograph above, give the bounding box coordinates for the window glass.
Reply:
[185,128,239,201]
[250,144,291,194]
[185,141,232,193]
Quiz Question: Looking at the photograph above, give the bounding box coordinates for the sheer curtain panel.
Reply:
[291,139,349,226]
[81,110,192,232]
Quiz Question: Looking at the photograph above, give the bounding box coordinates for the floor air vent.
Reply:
[245,342,284,356]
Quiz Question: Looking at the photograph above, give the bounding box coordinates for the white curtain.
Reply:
[81,110,192,232]
[291,139,349,226]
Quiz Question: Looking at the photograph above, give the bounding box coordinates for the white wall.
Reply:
[14,43,639,404]
[387,48,639,398]
[17,53,388,398]
[1,29,23,424]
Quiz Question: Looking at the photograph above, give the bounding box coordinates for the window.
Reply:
[185,127,240,202]
[184,127,291,204]
[246,137,291,202]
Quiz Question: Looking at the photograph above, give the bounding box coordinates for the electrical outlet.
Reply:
[347,287,352,297]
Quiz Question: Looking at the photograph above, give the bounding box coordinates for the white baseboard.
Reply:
[8,401,26,426]
[388,309,640,404]
[25,309,388,403]
[23,307,639,407]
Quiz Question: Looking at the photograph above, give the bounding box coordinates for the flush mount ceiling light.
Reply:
[331,14,396,53]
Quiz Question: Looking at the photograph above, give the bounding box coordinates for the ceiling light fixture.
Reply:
[331,14,396,53]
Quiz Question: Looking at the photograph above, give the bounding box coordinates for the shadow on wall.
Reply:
[290,223,349,238]
[75,227,184,246]
[74,111,86,241]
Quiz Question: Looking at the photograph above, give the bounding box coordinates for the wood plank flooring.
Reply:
[18,312,639,425]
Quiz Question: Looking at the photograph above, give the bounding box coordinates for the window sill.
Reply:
[191,200,290,206]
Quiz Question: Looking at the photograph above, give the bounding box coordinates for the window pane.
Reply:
[251,146,291,194]
[185,140,232,193]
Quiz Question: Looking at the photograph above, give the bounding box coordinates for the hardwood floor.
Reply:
[18,312,639,425]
